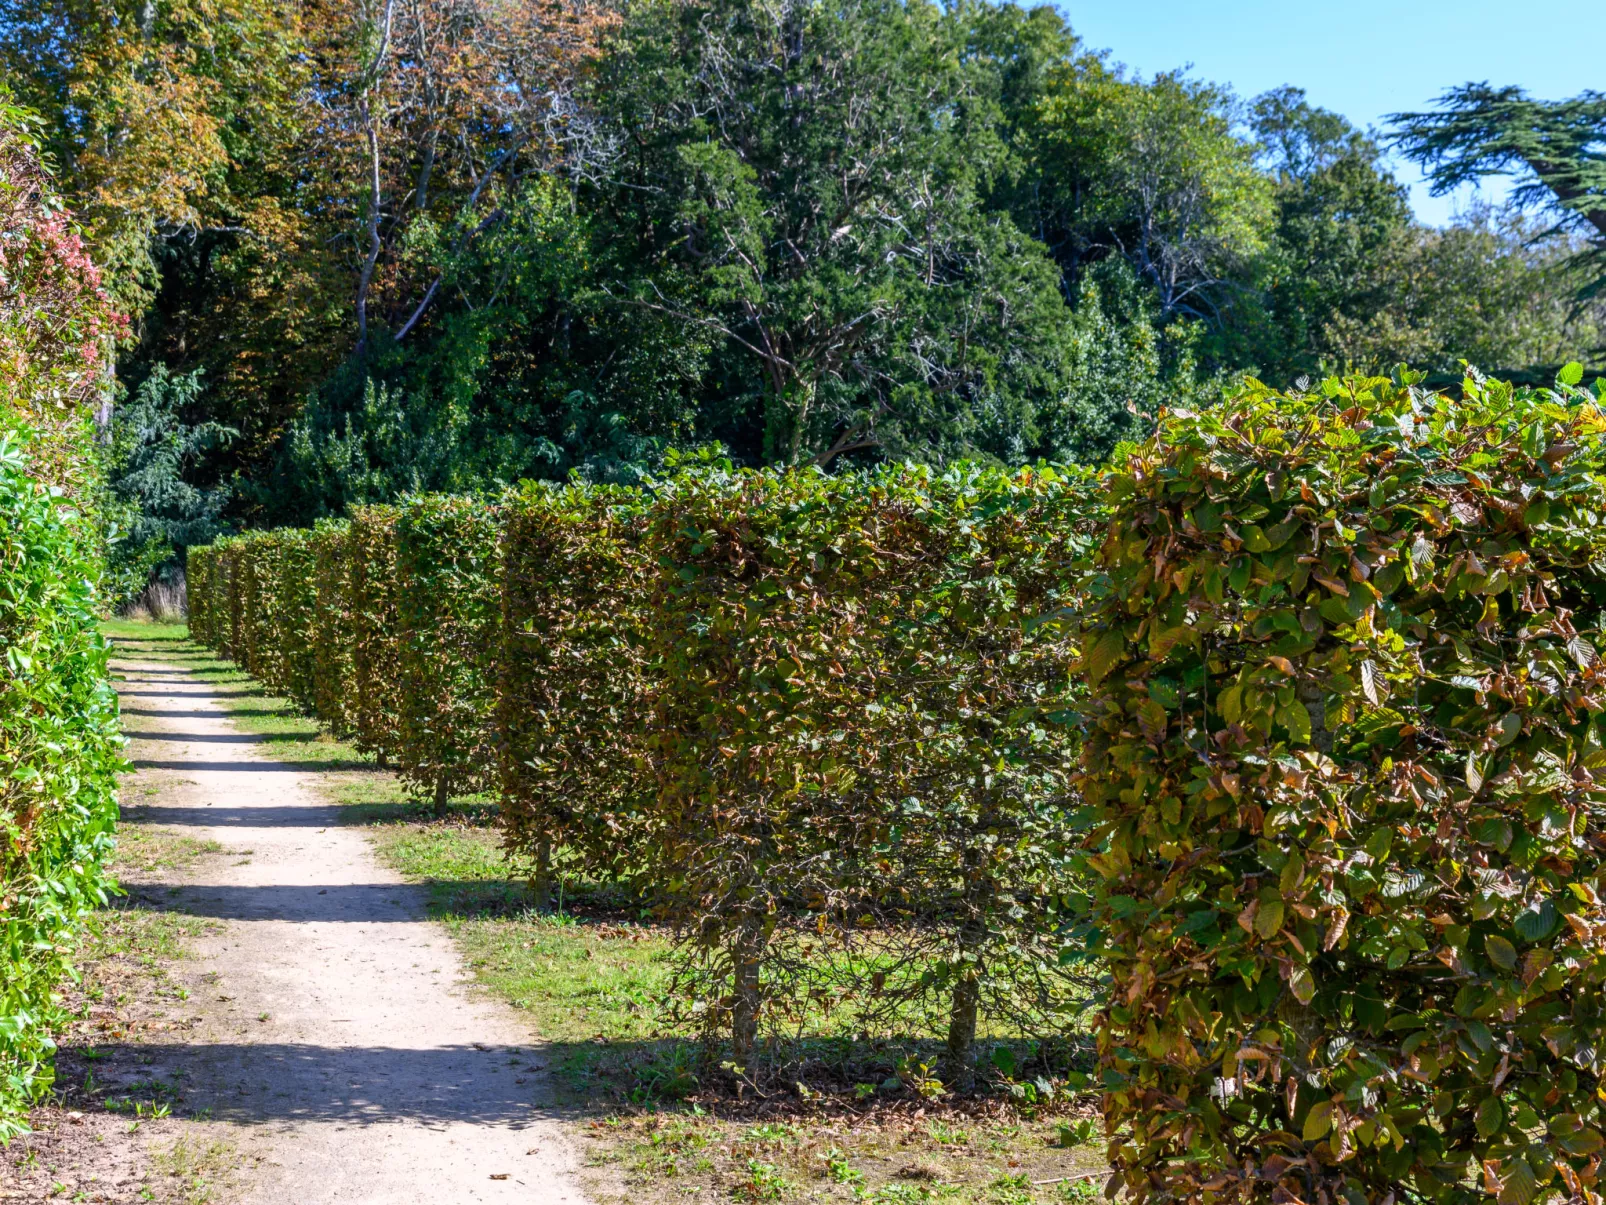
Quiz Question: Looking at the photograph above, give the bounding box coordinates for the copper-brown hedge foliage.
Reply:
[187,369,1606,1187]
[498,482,655,906]
[1080,368,1606,1205]
[396,494,503,811]
[349,505,400,765]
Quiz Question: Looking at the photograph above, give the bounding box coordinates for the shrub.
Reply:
[0,438,121,1137]
[641,463,1098,1068]
[311,518,354,736]
[186,544,220,646]
[395,495,502,812]
[498,482,655,906]
[349,505,401,766]
[1080,370,1606,1203]
[0,91,122,1136]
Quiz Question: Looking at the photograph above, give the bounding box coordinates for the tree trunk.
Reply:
[944,971,981,1088]
[729,915,767,1064]
[432,776,449,818]
[944,850,991,1088]
[530,837,552,912]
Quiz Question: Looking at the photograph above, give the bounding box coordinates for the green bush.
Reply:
[498,482,655,906]
[0,91,122,1137]
[395,495,502,811]
[1080,370,1606,1203]
[311,518,354,736]
[349,505,401,766]
[186,544,220,647]
[0,437,122,1137]
[641,463,1099,1067]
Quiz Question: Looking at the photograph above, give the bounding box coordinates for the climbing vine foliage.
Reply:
[1081,368,1606,1205]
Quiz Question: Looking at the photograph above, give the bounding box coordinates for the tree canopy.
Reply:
[2,0,1602,538]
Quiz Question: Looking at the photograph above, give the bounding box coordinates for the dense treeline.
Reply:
[0,91,122,1135]
[189,366,1606,1200]
[3,0,1604,596]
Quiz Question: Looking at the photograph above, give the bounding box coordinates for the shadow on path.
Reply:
[118,881,529,922]
[123,730,320,745]
[123,803,420,828]
[63,1042,596,1128]
[132,759,362,772]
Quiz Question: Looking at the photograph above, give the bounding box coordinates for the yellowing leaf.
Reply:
[1254,897,1285,939]
[1084,629,1124,686]
[1485,934,1518,971]
[1302,1099,1333,1141]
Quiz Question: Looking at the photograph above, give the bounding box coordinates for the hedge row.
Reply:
[188,464,1102,1078]
[188,370,1606,1197]
[1082,368,1606,1204]
[0,96,122,1136]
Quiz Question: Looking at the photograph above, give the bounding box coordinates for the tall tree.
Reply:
[1391,84,1606,294]
[1020,65,1272,322]
[589,0,1080,466]
[1233,86,1413,380]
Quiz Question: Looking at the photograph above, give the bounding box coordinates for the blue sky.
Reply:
[1066,0,1606,226]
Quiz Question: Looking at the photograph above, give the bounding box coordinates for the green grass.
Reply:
[102,617,1105,1203]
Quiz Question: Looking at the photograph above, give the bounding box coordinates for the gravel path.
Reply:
[109,643,592,1205]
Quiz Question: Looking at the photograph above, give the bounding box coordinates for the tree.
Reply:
[589,0,1079,467]
[1233,87,1413,381]
[1391,84,1606,294]
[103,364,236,603]
[1023,66,1272,322]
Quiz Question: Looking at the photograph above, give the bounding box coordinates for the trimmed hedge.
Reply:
[641,463,1098,1067]
[499,482,655,906]
[349,505,401,766]
[1081,370,1606,1203]
[0,440,120,1138]
[396,495,502,813]
[186,544,221,648]
[311,519,354,736]
[0,94,121,1137]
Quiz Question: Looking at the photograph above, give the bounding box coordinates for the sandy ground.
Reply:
[75,644,594,1204]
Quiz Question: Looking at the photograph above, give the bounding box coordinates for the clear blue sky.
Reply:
[1066,0,1606,226]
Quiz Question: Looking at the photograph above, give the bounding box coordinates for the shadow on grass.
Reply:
[130,758,368,772]
[121,802,424,828]
[122,729,322,744]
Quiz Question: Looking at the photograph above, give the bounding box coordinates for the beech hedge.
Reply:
[349,505,401,766]
[395,495,502,813]
[311,519,354,736]
[641,463,1099,1067]
[498,482,655,906]
[1081,369,1606,1204]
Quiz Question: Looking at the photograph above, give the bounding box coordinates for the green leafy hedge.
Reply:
[186,543,222,648]
[395,495,502,812]
[349,505,401,766]
[1081,369,1606,1203]
[311,519,354,737]
[499,482,655,906]
[0,91,121,1137]
[640,463,1098,1067]
[0,439,121,1137]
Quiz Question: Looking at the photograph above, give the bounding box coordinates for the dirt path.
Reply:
[105,643,592,1204]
